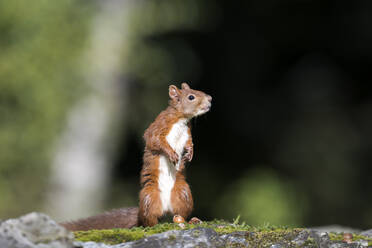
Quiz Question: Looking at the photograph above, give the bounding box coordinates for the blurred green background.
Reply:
[0,0,90,216]
[1,0,372,229]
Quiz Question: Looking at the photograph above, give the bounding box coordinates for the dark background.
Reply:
[113,0,372,228]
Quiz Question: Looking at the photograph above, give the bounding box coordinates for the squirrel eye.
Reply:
[188,95,195,101]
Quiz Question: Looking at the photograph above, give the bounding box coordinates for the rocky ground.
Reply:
[0,212,371,248]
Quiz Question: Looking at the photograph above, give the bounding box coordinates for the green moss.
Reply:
[73,219,313,246]
[244,228,307,247]
[168,234,177,241]
[303,237,316,246]
[74,228,146,244]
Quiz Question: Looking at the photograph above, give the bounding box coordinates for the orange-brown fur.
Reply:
[138,83,211,226]
[170,171,193,218]
[60,83,211,230]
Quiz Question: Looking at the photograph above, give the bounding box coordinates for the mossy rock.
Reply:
[329,232,372,246]
[73,219,310,246]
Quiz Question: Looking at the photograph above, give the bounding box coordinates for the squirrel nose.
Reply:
[207,95,212,102]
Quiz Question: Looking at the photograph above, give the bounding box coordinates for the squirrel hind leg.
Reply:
[139,187,163,227]
[140,215,159,227]
[171,180,193,219]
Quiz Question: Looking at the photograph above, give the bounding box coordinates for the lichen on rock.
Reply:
[2,212,372,248]
[0,212,74,248]
[74,221,372,248]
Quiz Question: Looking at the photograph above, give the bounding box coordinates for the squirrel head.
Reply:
[168,83,212,118]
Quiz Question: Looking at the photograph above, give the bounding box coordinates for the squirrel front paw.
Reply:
[183,146,193,162]
[167,150,179,164]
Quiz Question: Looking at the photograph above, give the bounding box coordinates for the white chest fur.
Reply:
[158,119,189,213]
[166,118,189,169]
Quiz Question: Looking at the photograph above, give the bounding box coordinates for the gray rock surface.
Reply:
[74,241,112,248]
[309,230,370,248]
[2,212,372,248]
[74,227,372,248]
[75,228,239,248]
[0,212,74,248]
[220,231,250,247]
[360,229,372,238]
[310,225,361,234]
[117,227,225,248]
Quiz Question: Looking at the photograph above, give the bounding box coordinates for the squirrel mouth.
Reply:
[202,105,211,112]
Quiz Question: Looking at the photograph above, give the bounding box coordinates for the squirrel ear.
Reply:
[169,85,180,100]
[181,82,190,90]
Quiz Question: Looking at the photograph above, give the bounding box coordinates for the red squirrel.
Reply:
[61,83,212,230]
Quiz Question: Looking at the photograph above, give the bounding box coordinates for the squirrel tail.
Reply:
[60,207,139,231]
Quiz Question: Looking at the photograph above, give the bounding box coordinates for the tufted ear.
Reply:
[181,82,190,90]
[169,85,181,100]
